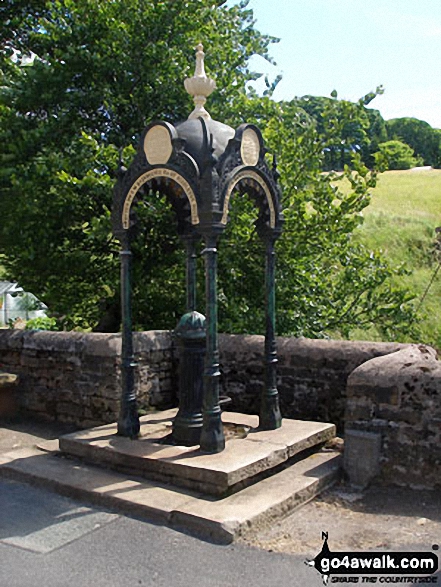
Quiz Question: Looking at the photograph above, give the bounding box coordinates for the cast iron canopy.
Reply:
[175,118,235,168]
[112,44,283,241]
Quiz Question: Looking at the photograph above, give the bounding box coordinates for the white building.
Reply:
[0,282,47,326]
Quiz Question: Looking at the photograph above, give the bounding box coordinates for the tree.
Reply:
[386,117,441,168]
[295,88,386,171]
[374,140,423,171]
[362,108,388,168]
[0,0,418,340]
[0,0,276,330]
[295,94,371,170]
[215,96,417,340]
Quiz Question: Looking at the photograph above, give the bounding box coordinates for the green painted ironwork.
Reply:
[112,48,284,451]
[199,235,225,453]
[260,237,282,429]
[117,233,140,438]
[183,235,198,312]
[172,310,206,446]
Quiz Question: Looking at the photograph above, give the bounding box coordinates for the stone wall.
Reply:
[219,334,405,431]
[0,330,175,427]
[1,329,439,488]
[0,329,405,430]
[345,345,441,489]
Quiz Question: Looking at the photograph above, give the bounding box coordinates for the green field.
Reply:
[352,168,441,347]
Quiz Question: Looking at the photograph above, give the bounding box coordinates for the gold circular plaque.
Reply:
[240,127,260,167]
[144,125,173,165]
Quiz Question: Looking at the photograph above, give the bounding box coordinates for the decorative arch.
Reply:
[221,168,277,228]
[121,168,199,230]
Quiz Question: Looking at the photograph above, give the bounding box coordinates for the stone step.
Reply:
[59,409,337,496]
[0,444,341,544]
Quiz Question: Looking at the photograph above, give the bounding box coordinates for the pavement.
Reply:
[0,417,440,587]
[0,418,321,587]
[1,478,318,587]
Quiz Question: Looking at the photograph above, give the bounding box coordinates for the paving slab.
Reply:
[0,447,194,525]
[0,444,341,544]
[59,410,336,495]
[0,485,119,554]
[222,412,337,459]
[170,451,341,542]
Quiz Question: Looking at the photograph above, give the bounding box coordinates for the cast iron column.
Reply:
[184,235,198,312]
[260,236,282,430]
[117,232,140,438]
[200,234,225,453]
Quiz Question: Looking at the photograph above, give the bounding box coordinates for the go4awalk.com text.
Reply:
[306,533,439,585]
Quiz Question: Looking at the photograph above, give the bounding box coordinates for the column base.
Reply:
[259,391,282,430]
[172,412,203,446]
[117,401,140,439]
[200,408,225,453]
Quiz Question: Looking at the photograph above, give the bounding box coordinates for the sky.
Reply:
[240,0,441,128]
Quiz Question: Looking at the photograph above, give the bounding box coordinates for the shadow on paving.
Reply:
[0,417,78,441]
[0,478,118,553]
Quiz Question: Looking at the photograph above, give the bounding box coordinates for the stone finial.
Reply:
[184,43,216,120]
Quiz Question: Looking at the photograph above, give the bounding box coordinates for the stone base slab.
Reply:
[59,410,336,496]
[0,445,341,544]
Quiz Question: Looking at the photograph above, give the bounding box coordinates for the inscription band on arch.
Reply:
[122,168,199,229]
[221,169,276,228]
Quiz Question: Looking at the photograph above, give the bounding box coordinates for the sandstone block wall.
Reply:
[1,329,439,488]
[219,334,405,431]
[0,329,405,430]
[0,330,175,427]
[345,345,441,489]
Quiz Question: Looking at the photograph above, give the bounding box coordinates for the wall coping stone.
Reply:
[345,344,441,489]
[347,344,439,392]
[0,329,408,360]
[0,329,174,357]
[133,331,173,353]
[219,333,407,364]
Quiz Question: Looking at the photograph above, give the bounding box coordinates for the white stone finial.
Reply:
[184,43,216,120]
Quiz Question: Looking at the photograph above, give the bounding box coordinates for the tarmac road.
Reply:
[2,478,439,587]
[0,478,316,587]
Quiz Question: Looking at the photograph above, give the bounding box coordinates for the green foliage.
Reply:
[0,0,276,330]
[215,97,417,340]
[0,0,417,341]
[295,88,385,171]
[295,94,370,170]
[25,316,58,330]
[386,117,441,168]
[362,108,388,168]
[353,169,441,348]
[0,258,6,279]
[374,140,423,171]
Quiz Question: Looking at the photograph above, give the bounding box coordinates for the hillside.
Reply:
[353,168,441,347]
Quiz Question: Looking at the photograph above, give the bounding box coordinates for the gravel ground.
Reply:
[240,481,441,557]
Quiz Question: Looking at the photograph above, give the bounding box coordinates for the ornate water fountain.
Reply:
[38,42,338,544]
[112,44,284,453]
